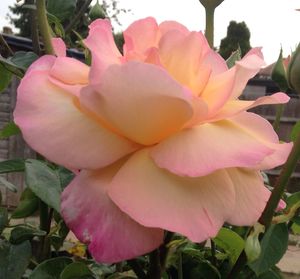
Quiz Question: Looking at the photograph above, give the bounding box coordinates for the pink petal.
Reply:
[84,19,122,84]
[226,168,270,225]
[14,70,138,170]
[151,113,278,177]
[210,92,290,121]
[230,47,266,99]
[109,149,236,242]
[80,61,193,145]
[123,17,159,59]
[61,161,163,263]
[51,38,66,57]
[49,57,89,85]
[201,49,228,76]
[26,55,55,75]
[159,30,211,95]
[158,20,189,36]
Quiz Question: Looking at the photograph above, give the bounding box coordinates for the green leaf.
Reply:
[213,227,245,265]
[0,122,21,139]
[29,257,73,279]
[0,207,8,234]
[0,239,32,279]
[181,250,221,279]
[47,12,65,38]
[25,160,64,212]
[249,223,289,276]
[258,267,283,279]
[291,222,300,234]
[0,176,17,192]
[271,48,289,92]
[10,226,46,244]
[226,46,241,68]
[8,51,39,70]
[0,58,24,78]
[60,262,94,279]
[290,120,300,142]
[0,63,12,93]
[11,187,39,219]
[245,223,265,263]
[0,159,25,174]
[47,0,77,22]
[89,0,106,21]
[285,191,300,211]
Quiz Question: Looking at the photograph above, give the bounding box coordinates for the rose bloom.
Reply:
[14,18,292,263]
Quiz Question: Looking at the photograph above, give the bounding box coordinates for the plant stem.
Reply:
[211,239,217,266]
[147,249,161,279]
[36,0,54,55]
[159,231,174,270]
[65,0,93,34]
[127,259,147,279]
[273,104,284,133]
[30,0,41,56]
[259,132,300,228]
[204,7,215,48]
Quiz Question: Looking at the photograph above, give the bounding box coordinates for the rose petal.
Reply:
[109,149,235,242]
[159,30,211,95]
[80,61,193,145]
[226,168,270,225]
[61,161,163,263]
[151,112,285,177]
[49,57,89,85]
[210,92,290,121]
[84,19,122,84]
[14,70,138,170]
[26,55,55,75]
[51,37,66,57]
[123,17,159,59]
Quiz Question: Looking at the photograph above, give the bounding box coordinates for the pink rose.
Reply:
[14,17,292,263]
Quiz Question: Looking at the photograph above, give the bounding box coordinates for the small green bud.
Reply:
[288,44,300,94]
[199,0,224,9]
[89,0,106,21]
[245,223,265,263]
[271,48,289,92]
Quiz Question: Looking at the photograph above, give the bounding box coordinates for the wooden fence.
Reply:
[0,78,299,207]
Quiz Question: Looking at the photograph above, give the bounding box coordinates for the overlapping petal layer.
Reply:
[14,67,138,170]
[109,149,235,242]
[80,61,194,145]
[61,160,164,263]
[151,112,292,177]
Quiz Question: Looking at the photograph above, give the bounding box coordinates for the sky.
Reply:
[1,0,300,64]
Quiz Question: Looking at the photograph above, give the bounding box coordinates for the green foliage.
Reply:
[219,21,251,59]
[9,226,46,244]
[0,159,25,174]
[249,223,289,275]
[291,120,300,142]
[47,0,77,22]
[0,207,8,234]
[0,63,12,94]
[12,188,39,218]
[29,257,73,279]
[271,48,289,92]
[0,239,32,279]
[25,159,74,212]
[0,176,18,193]
[89,0,106,21]
[60,262,94,279]
[213,227,245,266]
[226,46,241,68]
[0,122,21,139]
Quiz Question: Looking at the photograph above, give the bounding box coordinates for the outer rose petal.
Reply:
[109,149,236,242]
[84,19,122,84]
[80,61,194,145]
[158,20,189,36]
[14,70,138,170]
[226,168,270,225]
[49,57,89,85]
[26,55,55,74]
[51,38,66,57]
[151,113,282,177]
[61,161,163,263]
[210,92,290,121]
[123,17,159,59]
